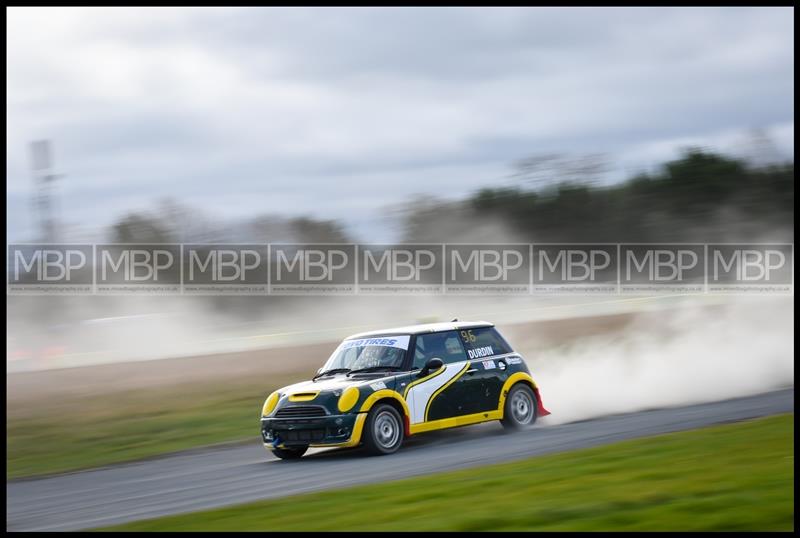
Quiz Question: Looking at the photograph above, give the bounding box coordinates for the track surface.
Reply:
[6,389,793,531]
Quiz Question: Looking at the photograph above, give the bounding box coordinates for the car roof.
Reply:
[345,320,494,339]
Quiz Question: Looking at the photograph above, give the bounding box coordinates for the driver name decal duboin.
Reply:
[405,361,470,424]
[467,345,494,359]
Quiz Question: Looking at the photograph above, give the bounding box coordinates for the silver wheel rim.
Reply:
[374,411,400,448]
[511,390,534,425]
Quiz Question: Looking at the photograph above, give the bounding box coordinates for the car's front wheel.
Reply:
[363,403,404,455]
[271,445,308,460]
[500,383,538,430]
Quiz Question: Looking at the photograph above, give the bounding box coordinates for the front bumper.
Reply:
[261,413,363,448]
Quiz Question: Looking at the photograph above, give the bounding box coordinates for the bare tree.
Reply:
[511,152,609,188]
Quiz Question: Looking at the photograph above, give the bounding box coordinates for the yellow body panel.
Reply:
[309,413,367,448]
[268,371,539,451]
[337,387,359,412]
[497,372,536,411]
[261,391,279,416]
[409,409,503,434]
[288,392,319,402]
[359,389,412,417]
[360,372,538,436]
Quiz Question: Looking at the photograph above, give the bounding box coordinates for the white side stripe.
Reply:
[406,361,467,424]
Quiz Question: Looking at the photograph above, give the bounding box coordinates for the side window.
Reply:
[413,331,468,368]
[458,327,512,359]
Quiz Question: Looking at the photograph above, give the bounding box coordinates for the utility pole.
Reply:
[29,140,61,242]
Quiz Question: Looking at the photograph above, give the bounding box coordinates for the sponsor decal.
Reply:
[340,335,410,350]
[506,357,522,364]
[370,381,387,391]
[467,345,494,359]
[482,359,496,370]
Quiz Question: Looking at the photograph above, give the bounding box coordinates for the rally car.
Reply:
[260,320,550,459]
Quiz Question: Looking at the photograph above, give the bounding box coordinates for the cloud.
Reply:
[6,7,794,241]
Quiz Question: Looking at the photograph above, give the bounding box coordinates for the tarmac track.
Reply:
[6,388,793,531]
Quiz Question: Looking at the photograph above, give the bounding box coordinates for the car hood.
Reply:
[263,373,400,417]
[281,374,396,394]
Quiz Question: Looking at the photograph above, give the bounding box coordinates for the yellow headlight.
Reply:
[337,386,359,413]
[261,391,279,416]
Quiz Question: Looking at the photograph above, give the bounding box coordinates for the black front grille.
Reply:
[274,405,327,418]
[275,429,326,442]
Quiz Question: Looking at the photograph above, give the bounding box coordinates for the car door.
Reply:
[457,327,514,413]
[403,330,472,424]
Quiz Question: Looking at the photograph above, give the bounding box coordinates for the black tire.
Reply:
[362,403,404,455]
[500,383,538,430]
[271,445,308,460]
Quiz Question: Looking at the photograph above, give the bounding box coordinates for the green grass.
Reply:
[6,376,300,479]
[101,414,794,532]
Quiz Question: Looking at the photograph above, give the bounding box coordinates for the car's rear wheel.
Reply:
[500,383,538,430]
[363,403,404,455]
[271,445,308,460]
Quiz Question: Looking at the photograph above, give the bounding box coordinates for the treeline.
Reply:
[107,148,793,246]
[403,149,794,243]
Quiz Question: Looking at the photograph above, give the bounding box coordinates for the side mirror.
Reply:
[419,357,444,377]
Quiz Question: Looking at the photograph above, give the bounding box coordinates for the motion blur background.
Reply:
[5,5,794,513]
[6,6,794,369]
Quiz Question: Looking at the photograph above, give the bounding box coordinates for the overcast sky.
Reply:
[6,7,794,242]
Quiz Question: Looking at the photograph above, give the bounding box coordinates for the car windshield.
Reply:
[321,335,410,373]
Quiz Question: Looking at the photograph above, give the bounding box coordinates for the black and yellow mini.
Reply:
[260,321,550,459]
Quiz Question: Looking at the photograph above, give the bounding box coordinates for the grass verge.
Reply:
[99,413,794,532]
[7,375,300,479]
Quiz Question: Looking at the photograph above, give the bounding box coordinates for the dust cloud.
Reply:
[530,296,794,425]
